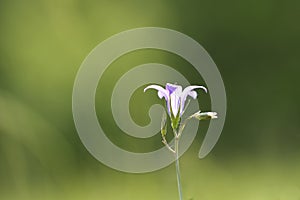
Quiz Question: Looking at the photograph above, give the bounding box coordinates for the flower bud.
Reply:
[193,111,218,120]
[161,112,167,136]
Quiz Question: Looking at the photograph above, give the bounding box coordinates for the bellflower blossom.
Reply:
[143,82,217,200]
[144,83,207,118]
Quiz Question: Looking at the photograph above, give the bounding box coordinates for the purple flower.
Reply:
[144,83,207,118]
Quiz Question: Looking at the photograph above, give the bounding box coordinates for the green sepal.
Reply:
[170,102,181,130]
[171,115,181,130]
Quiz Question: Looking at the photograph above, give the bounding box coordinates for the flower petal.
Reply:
[188,91,197,99]
[170,91,180,117]
[144,84,169,100]
[180,85,207,115]
[182,85,207,95]
[166,83,182,95]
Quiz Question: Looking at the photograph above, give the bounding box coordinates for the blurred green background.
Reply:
[1,0,300,199]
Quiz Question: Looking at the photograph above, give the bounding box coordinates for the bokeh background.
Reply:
[1,0,300,199]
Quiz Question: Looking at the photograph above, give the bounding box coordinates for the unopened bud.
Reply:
[161,112,167,136]
[193,111,218,121]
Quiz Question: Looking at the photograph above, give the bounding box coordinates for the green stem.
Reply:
[175,137,183,200]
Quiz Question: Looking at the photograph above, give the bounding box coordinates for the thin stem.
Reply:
[174,137,183,200]
[178,115,192,138]
[162,138,175,153]
[172,127,179,138]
